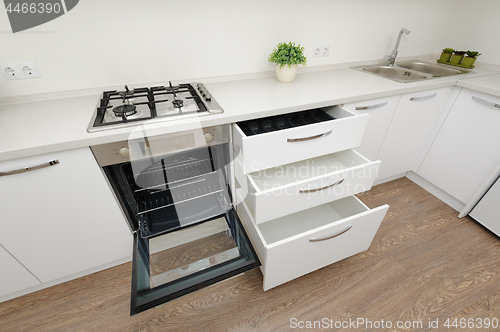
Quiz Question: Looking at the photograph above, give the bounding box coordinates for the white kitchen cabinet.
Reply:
[376,87,450,180]
[233,106,368,173]
[0,244,40,297]
[342,95,401,161]
[470,176,500,236]
[418,89,500,204]
[233,107,388,290]
[0,148,132,284]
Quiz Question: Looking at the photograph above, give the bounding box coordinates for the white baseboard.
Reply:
[374,173,407,186]
[406,171,465,212]
[0,255,132,303]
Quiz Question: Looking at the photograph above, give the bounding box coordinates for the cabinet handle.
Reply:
[0,160,60,177]
[472,96,500,108]
[355,101,388,110]
[287,129,332,142]
[299,178,344,193]
[309,224,353,242]
[410,93,437,101]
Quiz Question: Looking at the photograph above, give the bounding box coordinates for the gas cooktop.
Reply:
[87,82,223,132]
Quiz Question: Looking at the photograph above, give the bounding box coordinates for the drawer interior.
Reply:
[257,196,369,245]
[236,106,354,137]
[250,149,369,190]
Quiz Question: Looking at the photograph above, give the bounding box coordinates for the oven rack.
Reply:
[135,170,226,215]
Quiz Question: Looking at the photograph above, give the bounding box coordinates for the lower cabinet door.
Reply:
[0,245,40,298]
[237,193,389,290]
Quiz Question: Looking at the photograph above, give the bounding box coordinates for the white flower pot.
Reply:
[275,64,298,83]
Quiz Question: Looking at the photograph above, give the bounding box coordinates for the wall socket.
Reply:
[311,44,331,58]
[0,62,42,80]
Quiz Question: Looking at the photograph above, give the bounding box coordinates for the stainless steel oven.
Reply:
[91,125,259,315]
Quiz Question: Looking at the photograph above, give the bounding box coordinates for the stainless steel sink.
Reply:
[397,61,468,76]
[352,60,473,83]
[358,64,430,83]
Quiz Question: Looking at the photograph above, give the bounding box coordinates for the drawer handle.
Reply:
[410,93,437,101]
[309,224,353,242]
[287,129,332,142]
[0,160,60,177]
[472,96,500,108]
[299,178,344,193]
[355,101,388,110]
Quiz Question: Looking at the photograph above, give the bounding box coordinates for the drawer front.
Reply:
[237,194,389,291]
[242,150,381,224]
[233,106,369,174]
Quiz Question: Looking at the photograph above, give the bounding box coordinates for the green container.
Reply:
[461,57,477,67]
[450,54,464,64]
[439,52,452,62]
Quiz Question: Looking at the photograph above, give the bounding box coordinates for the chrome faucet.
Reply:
[385,28,410,66]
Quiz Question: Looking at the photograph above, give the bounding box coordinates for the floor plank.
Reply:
[1,177,500,331]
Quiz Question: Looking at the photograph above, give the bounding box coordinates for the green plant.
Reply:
[454,50,466,56]
[465,50,481,58]
[442,48,454,54]
[268,42,307,69]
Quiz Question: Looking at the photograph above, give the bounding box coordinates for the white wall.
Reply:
[447,0,500,65]
[0,0,495,99]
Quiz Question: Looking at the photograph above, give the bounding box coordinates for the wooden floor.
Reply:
[1,178,499,331]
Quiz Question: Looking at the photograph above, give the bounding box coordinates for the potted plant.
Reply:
[462,50,481,67]
[439,48,454,62]
[450,50,466,64]
[268,42,307,83]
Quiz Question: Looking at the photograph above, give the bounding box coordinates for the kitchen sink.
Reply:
[397,61,468,76]
[360,65,429,83]
[352,60,473,83]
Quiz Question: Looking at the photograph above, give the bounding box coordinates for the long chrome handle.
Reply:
[472,96,500,108]
[287,129,332,142]
[299,178,344,193]
[355,101,388,110]
[309,224,353,242]
[410,93,437,101]
[0,160,60,177]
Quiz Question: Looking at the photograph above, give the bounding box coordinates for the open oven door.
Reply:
[103,140,259,315]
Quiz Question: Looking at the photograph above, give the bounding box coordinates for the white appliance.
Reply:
[470,176,500,236]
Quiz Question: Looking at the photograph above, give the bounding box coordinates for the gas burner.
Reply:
[172,99,184,108]
[165,86,180,92]
[118,85,135,102]
[113,104,137,117]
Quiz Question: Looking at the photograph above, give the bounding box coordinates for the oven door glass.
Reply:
[102,141,259,314]
[131,208,258,315]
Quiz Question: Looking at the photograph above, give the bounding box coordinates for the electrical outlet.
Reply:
[311,44,331,58]
[0,62,41,80]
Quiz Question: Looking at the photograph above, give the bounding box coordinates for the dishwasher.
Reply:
[91,125,259,315]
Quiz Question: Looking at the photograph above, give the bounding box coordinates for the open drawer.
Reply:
[235,149,381,224]
[233,106,369,174]
[237,193,389,290]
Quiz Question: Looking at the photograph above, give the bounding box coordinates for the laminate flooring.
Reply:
[1,178,499,331]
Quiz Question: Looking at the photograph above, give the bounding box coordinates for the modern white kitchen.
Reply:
[1,1,500,331]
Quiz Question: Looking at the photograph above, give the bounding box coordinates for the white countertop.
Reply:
[1,64,499,162]
[457,74,500,97]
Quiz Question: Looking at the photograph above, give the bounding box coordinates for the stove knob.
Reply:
[119,147,130,157]
[204,132,214,143]
[205,93,212,101]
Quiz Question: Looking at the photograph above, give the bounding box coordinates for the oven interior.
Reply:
[102,141,259,314]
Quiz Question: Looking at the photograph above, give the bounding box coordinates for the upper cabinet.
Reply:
[0,148,132,284]
[417,89,500,204]
[376,87,450,180]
